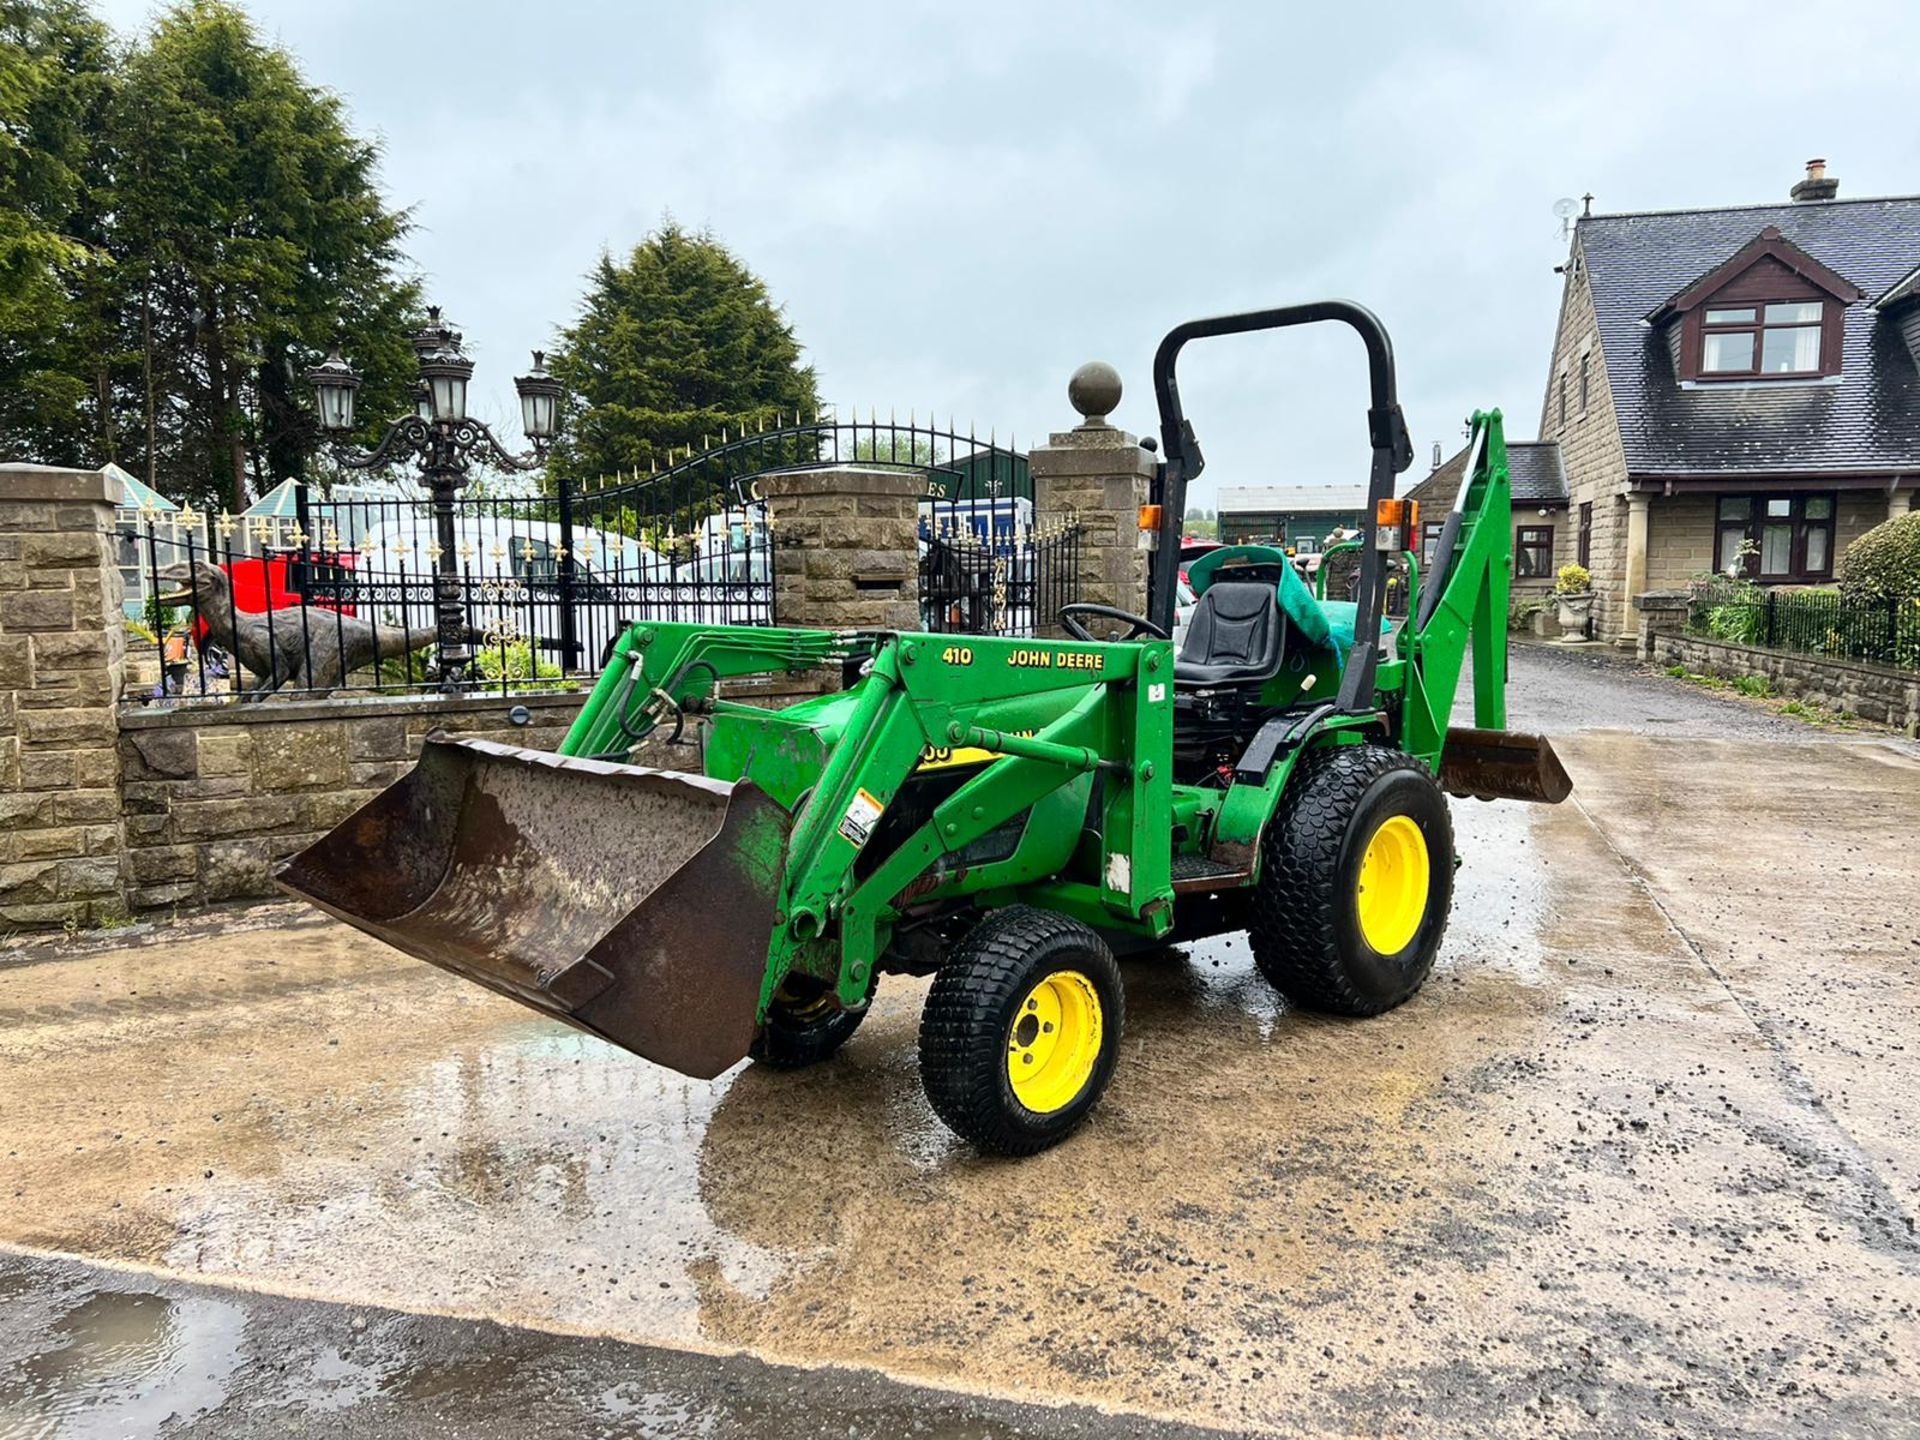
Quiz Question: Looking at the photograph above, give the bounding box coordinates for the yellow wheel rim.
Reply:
[1006,970,1103,1114]
[1355,814,1430,955]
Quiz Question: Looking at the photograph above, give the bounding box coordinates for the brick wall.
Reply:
[0,466,128,928]
[1838,491,1894,561]
[113,672,827,914]
[1540,245,1635,639]
[1029,422,1152,636]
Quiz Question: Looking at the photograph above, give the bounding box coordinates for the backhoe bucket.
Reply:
[1438,727,1573,805]
[275,736,790,1079]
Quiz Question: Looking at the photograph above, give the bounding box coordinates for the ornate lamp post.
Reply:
[307,307,563,691]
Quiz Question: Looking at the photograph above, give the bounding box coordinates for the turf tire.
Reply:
[919,906,1124,1156]
[748,978,867,1069]
[1250,743,1454,1016]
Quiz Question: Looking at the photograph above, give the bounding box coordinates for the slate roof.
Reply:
[1407,441,1567,509]
[1576,195,1920,476]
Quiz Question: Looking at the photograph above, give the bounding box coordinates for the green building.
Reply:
[1215,484,1367,548]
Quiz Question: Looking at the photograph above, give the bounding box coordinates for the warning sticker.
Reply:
[838,787,885,848]
[1148,682,1167,704]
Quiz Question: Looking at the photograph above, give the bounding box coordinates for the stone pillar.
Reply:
[1634,589,1691,662]
[0,464,128,927]
[1027,362,1155,639]
[1889,487,1912,522]
[759,466,922,633]
[1620,491,1651,644]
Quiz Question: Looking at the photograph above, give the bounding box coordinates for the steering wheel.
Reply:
[1058,603,1170,643]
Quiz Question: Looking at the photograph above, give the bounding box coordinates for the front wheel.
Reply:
[1250,744,1454,1015]
[918,906,1124,1156]
[749,975,867,1069]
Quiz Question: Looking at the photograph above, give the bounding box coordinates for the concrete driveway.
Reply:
[2,649,1917,1437]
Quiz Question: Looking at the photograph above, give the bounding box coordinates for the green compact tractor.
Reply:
[280,302,1570,1155]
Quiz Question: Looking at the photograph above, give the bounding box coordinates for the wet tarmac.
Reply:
[1,653,1917,1436]
[0,1252,1225,1439]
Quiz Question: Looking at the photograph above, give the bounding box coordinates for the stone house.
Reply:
[1535,160,1920,642]
[1405,442,1570,602]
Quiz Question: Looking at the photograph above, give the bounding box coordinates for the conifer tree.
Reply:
[547,223,819,489]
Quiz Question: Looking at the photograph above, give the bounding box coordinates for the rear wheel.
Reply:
[749,975,867,1069]
[918,906,1124,1156]
[1250,744,1453,1015]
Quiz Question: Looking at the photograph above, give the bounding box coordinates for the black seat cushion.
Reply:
[1175,582,1287,686]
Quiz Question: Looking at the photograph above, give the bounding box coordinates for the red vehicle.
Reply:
[1176,537,1221,587]
[187,552,357,644]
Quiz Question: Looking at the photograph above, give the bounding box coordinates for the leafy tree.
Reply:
[547,223,819,489]
[110,0,418,508]
[0,0,116,464]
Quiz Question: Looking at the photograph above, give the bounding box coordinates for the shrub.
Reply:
[1733,673,1772,697]
[1509,596,1549,632]
[1838,510,1920,603]
[1706,603,1764,644]
[476,639,563,683]
[1554,563,1591,595]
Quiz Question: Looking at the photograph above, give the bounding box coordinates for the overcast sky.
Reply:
[96,0,1920,507]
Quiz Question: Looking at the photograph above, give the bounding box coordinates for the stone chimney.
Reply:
[1790,158,1838,203]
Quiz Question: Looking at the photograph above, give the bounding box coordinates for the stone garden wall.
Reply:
[116,692,583,912]
[113,675,818,914]
[1651,632,1920,732]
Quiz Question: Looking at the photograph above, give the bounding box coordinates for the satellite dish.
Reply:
[1552,197,1579,219]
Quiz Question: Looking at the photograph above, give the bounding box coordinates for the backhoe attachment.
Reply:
[1437,726,1573,805]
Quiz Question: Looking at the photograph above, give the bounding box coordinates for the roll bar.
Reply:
[1148,301,1414,708]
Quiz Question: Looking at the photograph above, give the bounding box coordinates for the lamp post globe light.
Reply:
[306,306,562,692]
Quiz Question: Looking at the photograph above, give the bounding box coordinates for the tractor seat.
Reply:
[1174,581,1288,686]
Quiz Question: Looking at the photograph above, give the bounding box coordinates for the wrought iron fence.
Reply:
[118,412,1070,705]
[1689,587,1920,675]
[121,476,772,704]
[920,522,1081,637]
[1687,587,1920,671]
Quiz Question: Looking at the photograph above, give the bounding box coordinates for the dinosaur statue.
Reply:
[155,559,453,696]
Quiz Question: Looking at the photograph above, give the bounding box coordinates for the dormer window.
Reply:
[1648,225,1861,384]
[1700,301,1825,376]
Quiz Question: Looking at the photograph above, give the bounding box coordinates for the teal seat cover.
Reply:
[1186,545,1383,662]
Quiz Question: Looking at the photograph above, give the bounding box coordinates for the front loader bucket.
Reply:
[276,736,790,1079]
[1438,727,1573,805]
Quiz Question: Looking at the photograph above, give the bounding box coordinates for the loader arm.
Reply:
[563,622,852,761]
[759,633,1173,1010]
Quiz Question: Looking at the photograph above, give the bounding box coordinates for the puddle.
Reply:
[0,1287,245,1439]
[153,1022,795,1341]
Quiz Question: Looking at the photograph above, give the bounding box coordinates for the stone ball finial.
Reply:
[1067,361,1122,426]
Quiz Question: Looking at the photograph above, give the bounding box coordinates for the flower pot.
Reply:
[1556,590,1594,640]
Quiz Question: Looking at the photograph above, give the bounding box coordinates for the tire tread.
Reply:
[1249,743,1452,1016]
[919,906,1122,1156]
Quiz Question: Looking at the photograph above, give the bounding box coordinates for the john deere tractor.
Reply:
[280,302,1569,1156]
